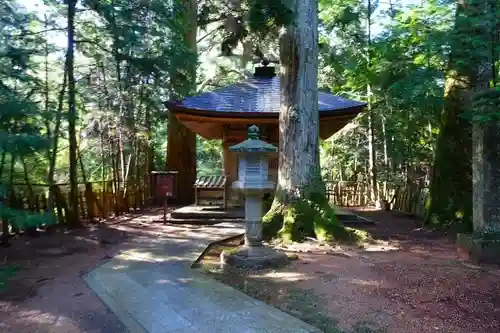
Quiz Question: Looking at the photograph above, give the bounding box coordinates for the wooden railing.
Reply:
[2,180,153,233]
[326,181,429,218]
[391,185,428,218]
[326,181,370,207]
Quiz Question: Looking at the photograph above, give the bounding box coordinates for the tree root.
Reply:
[262,193,361,243]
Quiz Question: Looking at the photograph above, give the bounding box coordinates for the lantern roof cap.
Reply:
[230,125,277,153]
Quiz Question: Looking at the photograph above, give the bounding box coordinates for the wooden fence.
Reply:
[2,180,153,236]
[326,181,429,218]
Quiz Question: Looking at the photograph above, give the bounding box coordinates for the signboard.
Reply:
[152,171,178,199]
[152,171,178,225]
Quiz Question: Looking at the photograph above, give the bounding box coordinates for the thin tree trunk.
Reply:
[0,147,8,245]
[381,115,388,199]
[67,0,80,227]
[366,0,378,204]
[145,104,154,196]
[1,154,15,246]
[21,157,38,235]
[44,14,51,142]
[100,128,106,190]
[7,153,17,236]
[77,143,87,184]
[47,72,67,213]
[117,127,125,187]
[0,148,6,179]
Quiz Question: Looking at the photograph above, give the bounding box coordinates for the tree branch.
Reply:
[75,39,112,54]
[197,25,224,43]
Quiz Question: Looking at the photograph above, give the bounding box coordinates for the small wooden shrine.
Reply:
[165,64,366,208]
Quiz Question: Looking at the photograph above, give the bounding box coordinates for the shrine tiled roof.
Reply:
[167,76,366,115]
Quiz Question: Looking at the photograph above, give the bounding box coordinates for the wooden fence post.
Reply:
[1,187,10,246]
[51,185,67,225]
[85,183,97,221]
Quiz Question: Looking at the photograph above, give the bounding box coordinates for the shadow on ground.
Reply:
[0,207,207,333]
[195,207,500,333]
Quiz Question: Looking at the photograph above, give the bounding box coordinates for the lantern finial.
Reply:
[248,125,259,140]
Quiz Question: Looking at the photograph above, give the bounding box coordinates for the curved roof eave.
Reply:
[165,100,366,120]
[164,76,367,117]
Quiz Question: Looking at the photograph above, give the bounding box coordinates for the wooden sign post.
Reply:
[151,171,178,224]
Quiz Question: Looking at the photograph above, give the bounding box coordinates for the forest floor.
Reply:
[198,208,500,333]
[0,209,172,333]
[1,207,499,333]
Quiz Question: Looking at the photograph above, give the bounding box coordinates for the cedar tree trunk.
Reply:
[166,0,197,205]
[262,0,348,242]
[67,0,81,227]
[426,0,495,230]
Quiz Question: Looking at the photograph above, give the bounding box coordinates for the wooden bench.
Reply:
[194,175,228,210]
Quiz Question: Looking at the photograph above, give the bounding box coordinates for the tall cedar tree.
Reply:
[0,0,52,244]
[248,0,352,242]
[426,0,497,230]
[166,0,197,205]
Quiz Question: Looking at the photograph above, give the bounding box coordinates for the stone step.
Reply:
[88,271,193,333]
[86,266,320,333]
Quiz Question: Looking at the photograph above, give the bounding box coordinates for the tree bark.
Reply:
[366,0,378,204]
[262,0,349,242]
[47,70,67,216]
[67,0,80,227]
[166,0,197,205]
[426,0,494,230]
[367,85,378,203]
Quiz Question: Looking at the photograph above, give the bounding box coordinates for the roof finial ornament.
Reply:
[248,125,260,140]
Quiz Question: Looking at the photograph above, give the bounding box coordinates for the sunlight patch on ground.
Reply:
[110,264,129,270]
[119,250,156,261]
[251,271,310,282]
[154,279,179,285]
[119,251,187,263]
[362,243,400,252]
[349,278,381,287]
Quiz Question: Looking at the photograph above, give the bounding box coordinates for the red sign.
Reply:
[154,173,176,198]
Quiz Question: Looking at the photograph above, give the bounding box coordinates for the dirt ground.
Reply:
[0,209,174,333]
[2,207,500,333]
[200,208,500,333]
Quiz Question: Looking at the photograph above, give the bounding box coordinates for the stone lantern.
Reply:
[221,125,288,269]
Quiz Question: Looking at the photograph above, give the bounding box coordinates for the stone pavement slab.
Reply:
[84,222,321,333]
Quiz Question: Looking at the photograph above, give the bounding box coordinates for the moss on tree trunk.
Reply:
[425,74,473,231]
[256,0,356,243]
[262,185,357,243]
[425,0,494,231]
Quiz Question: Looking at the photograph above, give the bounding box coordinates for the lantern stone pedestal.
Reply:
[220,126,288,269]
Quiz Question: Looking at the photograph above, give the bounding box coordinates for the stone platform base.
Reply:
[457,233,500,264]
[221,246,289,270]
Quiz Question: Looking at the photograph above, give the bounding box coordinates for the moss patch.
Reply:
[263,192,371,245]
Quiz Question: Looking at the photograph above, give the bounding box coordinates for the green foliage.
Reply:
[0,0,495,238]
[0,265,20,291]
[197,138,223,176]
[0,0,55,233]
[426,0,498,230]
[320,0,452,189]
[247,0,293,34]
[462,88,500,123]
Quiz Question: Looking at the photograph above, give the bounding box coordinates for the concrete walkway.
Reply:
[84,222,321,333]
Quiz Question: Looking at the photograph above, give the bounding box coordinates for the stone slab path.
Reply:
[84,222,321,333]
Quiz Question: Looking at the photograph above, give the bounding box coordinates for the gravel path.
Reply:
[0,209,183,333]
